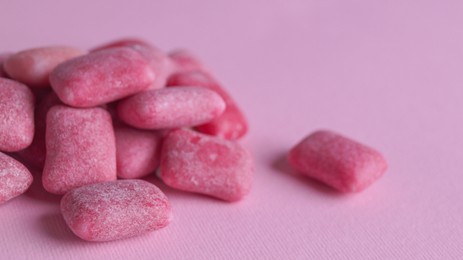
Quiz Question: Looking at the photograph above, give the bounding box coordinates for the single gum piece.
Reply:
[160,128,253,202]
[288,130,388,192]
[168,49,205,74]
[0,152,33,204]
[60,179,172,242]
[3,46,86,88]
[0,52,12,78]
[117,86,226,130]
[50,47,155,107]
[0,78,35,152]
[43,105,117,194]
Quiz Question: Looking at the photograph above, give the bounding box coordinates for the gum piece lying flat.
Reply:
[17,92,62,169]
[60,179,172,242]
[115,123,163,179]
[43,105,116,194]
[288,130,388,193]
[0,78,35,152]
[117,86,225,129]
[3,46,86,88]
[167,71,248,139]
[160,128,253,202]
[0,152,33,204]
[50,47,155,107]
[92,38,174,90]
[0,52,12,78]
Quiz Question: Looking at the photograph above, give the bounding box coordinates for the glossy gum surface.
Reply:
[50,47,155,107]
[60,179,172,241]
[117,86,226,129]
[3,46,86,88]
[43,105,117,194]
[0,78,35,152]
[288,130,388,192]
[160,128,253,201]
[167,71,248,139]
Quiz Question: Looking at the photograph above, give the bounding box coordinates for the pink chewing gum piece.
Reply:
[17,92,62,169]
[92,38,174,90]
[0,78,35,152]
[49,47,155,107]
[0,52,12,78]
[115,123,163,179]
[60,179,172,242]
[0,152,33,204]
[3,46,86,88]
[168,49,205,73]
[43,105,116,195]
[288,130,388,193]
[160,128,253,202]
[117,86,226,130]
[167,71,248,140]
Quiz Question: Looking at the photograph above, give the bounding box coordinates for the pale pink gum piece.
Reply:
[167,71,248,140]
[160,128,253,202]
[17,92,62,169]
[117,86,226,130]
[3,46,86,88]
[168,49,205,73]
[0,152,33,203]
[288,130,388,193]
[92,38,175,90]
[49,47,155,107]
[115,123,163,179]
[43,105,116,195]
[0,78,35,152]
[60,179,172,242]
[0,52,12,78]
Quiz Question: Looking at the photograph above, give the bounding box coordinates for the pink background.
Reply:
[1,0,463,259]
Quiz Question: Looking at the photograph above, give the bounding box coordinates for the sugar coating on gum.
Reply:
[160,128,253,202]
[167,71,248,140]
[0,152,33,203]
[43,105,116,194]
[0,78,35,152]
[115,123,163,179]
[3,46,86,88]
[60,179,172,242]
[50,47,155,107]
[117,86,226,130]
[288,130,388,192]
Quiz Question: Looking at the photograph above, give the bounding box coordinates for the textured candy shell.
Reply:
[167,71,248,139]
[160,128,253,202]
[3,46,86,88]
[60,179,172,242]
[115,123,163,179]
[0,152,33,203]
[49,47,155,107]
[43,105,116,194]
[0,78,35,152]
[288,130,388,192]
[117,86,226,129]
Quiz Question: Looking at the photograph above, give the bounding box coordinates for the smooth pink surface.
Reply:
[1,1,463,259]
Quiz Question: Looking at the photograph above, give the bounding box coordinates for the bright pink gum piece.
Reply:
[288,130,388,193]
[60,179,172,242]
[115,123,163,179]
[43,105,117,195]
[168,49,205,74]
[92,38,174,90]
[167,71,248,140]
[49,47,155,107]
[0,152,33,203]
[3,46,86,88]
[0,78,35,152]
[17,92,62,169]
[160,128,253,202]
[0,52,12,78]
[117,86,226,130]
